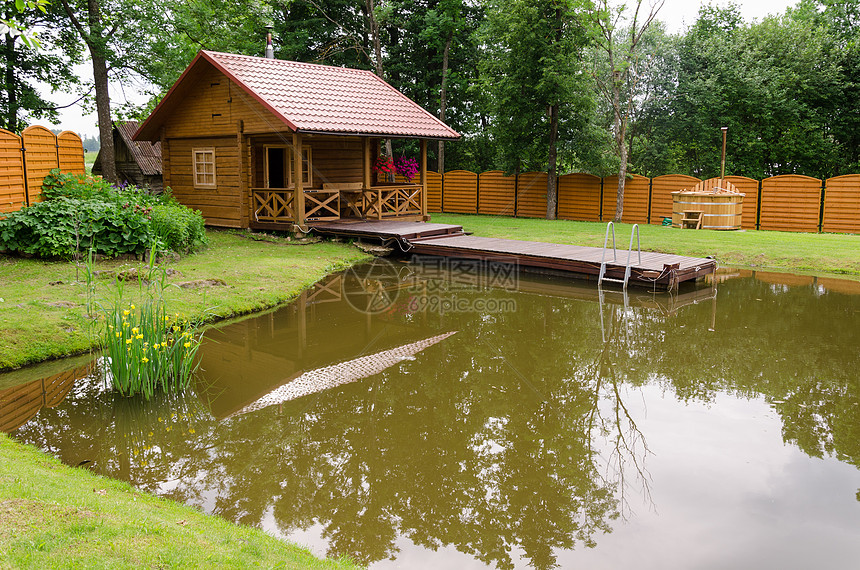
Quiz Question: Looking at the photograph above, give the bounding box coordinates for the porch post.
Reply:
[363,137,372,189]
[293,132,305,227]
[420,139,428,220]
[237,120,249,228]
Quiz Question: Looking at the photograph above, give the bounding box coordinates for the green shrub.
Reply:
[41,169,167,207]
[0,198,154,258]
[87,255,202,399]
[0,171,205,259]
[149,204,207,253]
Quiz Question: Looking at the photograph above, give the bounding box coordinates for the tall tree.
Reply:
[480,0,592,219]
[1,0,81,132]
[589,0,664,222]
[58,0,119,182]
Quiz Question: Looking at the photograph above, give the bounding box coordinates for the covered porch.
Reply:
[247,132,430,230]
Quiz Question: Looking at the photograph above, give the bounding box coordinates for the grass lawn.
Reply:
[432,213,860,278]
[1,230,368,569]
[0,229,369,371]
[0,433,360,569]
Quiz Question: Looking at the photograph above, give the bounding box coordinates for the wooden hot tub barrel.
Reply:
[671,192,745,230]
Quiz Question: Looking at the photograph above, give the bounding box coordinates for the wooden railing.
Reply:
[252,184,424,225]
[252,188,295,223]
[364,184,423,219]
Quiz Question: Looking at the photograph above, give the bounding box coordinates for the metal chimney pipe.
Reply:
[265,26,274,59]
[720,126,728,187]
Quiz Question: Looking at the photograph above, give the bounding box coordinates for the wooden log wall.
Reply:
[425,169,860,234]
[0,126,85,216]
[168,137,243,228]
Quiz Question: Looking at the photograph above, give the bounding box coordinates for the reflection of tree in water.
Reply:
[10,272,860,568]
[589,296,653,516]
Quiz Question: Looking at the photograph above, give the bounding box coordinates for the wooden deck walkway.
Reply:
[309,220,716,289]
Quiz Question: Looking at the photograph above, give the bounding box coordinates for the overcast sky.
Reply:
[46,0,801,138]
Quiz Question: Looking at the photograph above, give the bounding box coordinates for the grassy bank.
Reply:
[433,214,860,277]
[0,433,359,569]
[0,229,369,371]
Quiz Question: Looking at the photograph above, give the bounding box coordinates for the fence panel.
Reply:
[602,174,649,224]
[651,174,700,225]
[822,174,860,234]
[0,129,26,215]
[724,176,760,230]
[478,170,515,216]
[516,171,547,218]
[426,171,442,213]
[22,125,59,205]
[57,131,85,174]
[760,175,822,232]
[442,170,478,214]
[558,173,601,222]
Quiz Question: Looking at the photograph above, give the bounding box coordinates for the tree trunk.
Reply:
[87,0,115,183]
[438,30,453,175]
[3,33,17,132]
[546,103,559,220]
[612,72,626,223]
[364,0,393,180]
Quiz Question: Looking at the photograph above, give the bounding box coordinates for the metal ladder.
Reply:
[598,222,642,290]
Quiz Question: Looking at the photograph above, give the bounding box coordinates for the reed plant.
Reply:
[85,248,203,399]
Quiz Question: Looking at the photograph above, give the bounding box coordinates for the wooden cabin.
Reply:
[93,121,163,192]
[134,50,460,229]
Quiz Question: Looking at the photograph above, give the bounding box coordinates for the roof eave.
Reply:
[295,129,461,141]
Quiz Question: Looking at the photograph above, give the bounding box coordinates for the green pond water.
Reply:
[4,258,860,569]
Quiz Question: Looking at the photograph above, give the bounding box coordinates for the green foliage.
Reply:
[1,0,82,131]
[0,170,205,258]
[479,0,597,174]
[0,197,153,258]
[149,204,207,254]
[99,297,201,399]
[83,250,203,400]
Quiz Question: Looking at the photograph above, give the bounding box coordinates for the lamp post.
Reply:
[720,126,728,187]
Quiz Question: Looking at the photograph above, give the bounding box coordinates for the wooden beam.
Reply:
[420,139,428,220]
[237,121,249,228]
[293,131,305,227]
[363,137,372,189]
[159,127,171,191]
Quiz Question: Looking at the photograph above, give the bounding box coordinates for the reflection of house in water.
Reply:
[197,266,720,419]
[0,361,93,432]
[196,274,451,419]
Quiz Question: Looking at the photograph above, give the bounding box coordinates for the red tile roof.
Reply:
[135,50,460,141]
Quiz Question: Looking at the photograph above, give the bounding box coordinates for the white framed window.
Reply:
[193,148,216,188]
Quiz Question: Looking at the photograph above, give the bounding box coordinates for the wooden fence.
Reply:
[426,170,860,234]
[0,126,85,215]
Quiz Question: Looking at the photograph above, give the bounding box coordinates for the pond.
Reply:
[3,258,860,569]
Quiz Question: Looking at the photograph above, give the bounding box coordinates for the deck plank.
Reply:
[308,220,716,289]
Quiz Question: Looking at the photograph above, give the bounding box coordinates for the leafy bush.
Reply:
[0,170,206,259]
[149,205,207,253]
[0,198,153,258]
[41,169,169,207]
